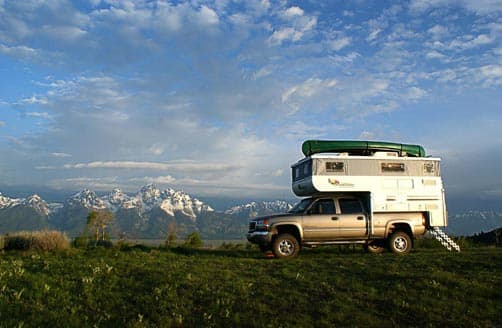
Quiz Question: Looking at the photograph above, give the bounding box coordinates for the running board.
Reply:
[304,240,367,246]
[428,227,461,252]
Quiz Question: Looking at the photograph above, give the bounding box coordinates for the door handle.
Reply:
[331,217,339,221]
[357,216,365,221]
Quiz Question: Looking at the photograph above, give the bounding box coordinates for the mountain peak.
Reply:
[225,200,293,218]
[68,189,106,209]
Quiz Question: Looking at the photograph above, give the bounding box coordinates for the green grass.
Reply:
[0,246,500,327]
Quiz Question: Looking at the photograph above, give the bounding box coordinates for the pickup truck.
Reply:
[246,194,426,258]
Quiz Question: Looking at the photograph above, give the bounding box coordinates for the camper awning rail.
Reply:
[302,140,426,157]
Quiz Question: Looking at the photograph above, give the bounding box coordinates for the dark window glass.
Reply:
[339,198,363,214]
[309,199,335,215]
[292,160,313,181]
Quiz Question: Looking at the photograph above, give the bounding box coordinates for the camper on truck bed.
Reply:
[247,140,460,258]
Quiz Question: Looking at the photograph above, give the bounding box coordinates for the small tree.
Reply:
[183,231,202,248]
[86,210,114,244]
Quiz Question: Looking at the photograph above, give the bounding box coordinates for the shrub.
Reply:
[0,235,4,250]
[94,239,113,248]
[183,231,203,248]
[4,230,70,251]
[73,235,89,248]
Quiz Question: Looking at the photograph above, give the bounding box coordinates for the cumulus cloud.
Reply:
[282,6,304,18]
[268,14,317,45]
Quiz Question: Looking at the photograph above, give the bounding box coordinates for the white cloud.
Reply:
[448,34,494,50]
[268,16,317,45]
[461,0,502,14]
[426,50,447,59]
[282,78,338,103]
[409,0,502,14]
[283,6,304,18]
[41,25,87,42]
[47,161,241,173]
[329,36,352,51]
[0,44,38,60]
[408,0,456,13]
[275,121,328,140]
[26,112,51,119]
[0,0,500,198]
[148,144,165,156]
[367,29,382,42]
[21,96,48,105]
[196,5,219,26]
[129,175,177,185]
[478,65,502,86]
[50,152,72,158]
[427,25,449,40]
[406,87,427,101]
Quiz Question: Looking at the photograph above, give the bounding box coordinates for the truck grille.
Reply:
[249,222,256,231]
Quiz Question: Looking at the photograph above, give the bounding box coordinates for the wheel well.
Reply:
[389,223,414,244]
[274,225,301,243]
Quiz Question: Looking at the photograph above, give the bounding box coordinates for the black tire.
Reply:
[389,231,412,254]
[365,240,385,254]
[272,234,300,259]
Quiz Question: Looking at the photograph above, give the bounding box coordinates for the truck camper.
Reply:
[247,140,460,258]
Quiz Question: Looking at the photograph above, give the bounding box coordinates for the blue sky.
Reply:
[0,0,501,199]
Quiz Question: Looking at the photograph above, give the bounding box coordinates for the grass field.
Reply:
[0,246,500,327]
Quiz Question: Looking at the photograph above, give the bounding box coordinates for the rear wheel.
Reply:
[272,234,300,259]
[389,231,412,254]
[365,240,385,254]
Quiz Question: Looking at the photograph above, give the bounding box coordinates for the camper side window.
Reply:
[424,163,435,174]
[381,162,405,173]
[326,161,344,173]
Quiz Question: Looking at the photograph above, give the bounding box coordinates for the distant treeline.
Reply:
[465,227,502,247]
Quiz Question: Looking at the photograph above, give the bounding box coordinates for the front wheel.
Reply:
[389,231,412,254]
[272,234,300,259]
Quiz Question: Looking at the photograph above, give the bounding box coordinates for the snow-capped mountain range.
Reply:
[0,185,293,238]
[64,184,214,219]
[225,200,293,218]
[3,185,500,237]
[0,192,55,216]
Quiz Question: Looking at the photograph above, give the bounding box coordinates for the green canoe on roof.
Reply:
[302,140,426,157]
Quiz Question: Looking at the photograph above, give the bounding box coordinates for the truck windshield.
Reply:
[288,198,313,214]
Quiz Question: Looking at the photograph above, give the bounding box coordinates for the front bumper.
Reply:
[246,231,273,245]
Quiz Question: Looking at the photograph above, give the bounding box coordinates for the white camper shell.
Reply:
[291,152,447,227]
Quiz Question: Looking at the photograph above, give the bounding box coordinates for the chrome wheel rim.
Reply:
[278,239,295,256]
[393,236,408,252]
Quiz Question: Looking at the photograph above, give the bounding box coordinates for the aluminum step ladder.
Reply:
[429,227,461,252]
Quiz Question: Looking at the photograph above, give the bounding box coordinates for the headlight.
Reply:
[255,218,270,230]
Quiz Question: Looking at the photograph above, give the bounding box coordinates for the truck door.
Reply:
[302,198,338,241]
[335,197,368,239]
